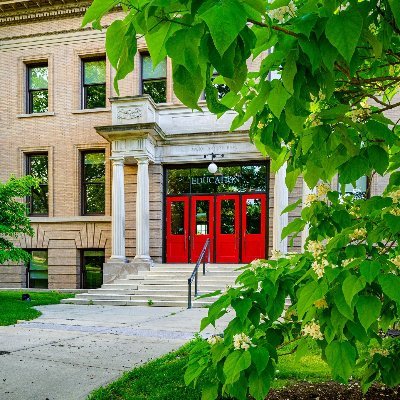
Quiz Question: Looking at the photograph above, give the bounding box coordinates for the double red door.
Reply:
[166,194,267,263]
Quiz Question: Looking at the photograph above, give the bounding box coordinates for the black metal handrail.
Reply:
[187,238,211,309]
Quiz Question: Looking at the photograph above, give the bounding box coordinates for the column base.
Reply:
[103,260,139,284]
[133,255,153,271]
[107,255,129,263]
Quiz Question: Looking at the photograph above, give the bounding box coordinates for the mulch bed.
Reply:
[266,381,400,399]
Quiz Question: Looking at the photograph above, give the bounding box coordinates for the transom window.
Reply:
[82,58,106,109]
[26,153,48,216]
[27,63,48,113]
[141,54,167,103]
[82,151,105,215]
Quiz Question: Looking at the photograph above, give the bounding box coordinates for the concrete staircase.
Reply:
[61,263,243,308]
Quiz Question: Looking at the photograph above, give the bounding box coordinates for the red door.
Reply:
[166,197,189,262]
[216,195,239,263]
[241,194,267,263]
[191,196,214,262]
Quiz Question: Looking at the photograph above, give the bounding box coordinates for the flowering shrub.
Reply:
[185,179,400,400]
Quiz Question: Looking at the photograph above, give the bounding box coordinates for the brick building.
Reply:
[0,0,391,290]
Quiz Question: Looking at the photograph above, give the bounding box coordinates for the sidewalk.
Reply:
[0,304,230,400]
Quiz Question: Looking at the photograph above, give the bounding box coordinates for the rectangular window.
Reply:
[340,176,369,199]
[26,153,48,216]
[26,250,48,289]
[82,58,106,109]
[81,250,104,289]
[141,54,167,103]
[82,151,106,215]
[27,63,48,113]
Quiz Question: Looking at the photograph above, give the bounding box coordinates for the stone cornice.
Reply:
[0,0,120,27]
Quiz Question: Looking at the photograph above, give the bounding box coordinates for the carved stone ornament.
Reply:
[117,107,143,121]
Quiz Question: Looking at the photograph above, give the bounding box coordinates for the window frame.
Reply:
[140,52,167,103]
[80,249,105,289]
[26,152,49,216]
[25,249,48,289]
[81,150,106,216]
[26,62,49,114]
[81,56,107,110]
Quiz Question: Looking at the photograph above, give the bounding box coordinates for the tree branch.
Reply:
[248,19,299,38]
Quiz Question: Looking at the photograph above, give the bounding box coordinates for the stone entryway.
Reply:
[62,264,242,307]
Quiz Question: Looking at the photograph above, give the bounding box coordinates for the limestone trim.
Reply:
[30,216,112,223]
[18,145,55,217]
[73,143,111,217]
[17,53,54,115]
[0,2,91,26]
[17,112,55,118]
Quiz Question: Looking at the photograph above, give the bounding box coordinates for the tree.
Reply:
[0,176,38,264]
[83,0,400,398]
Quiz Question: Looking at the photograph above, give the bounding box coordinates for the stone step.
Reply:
[125,274,239,281]
[61,298,212,308]
[101,284,139,290]
[74,292,219,302]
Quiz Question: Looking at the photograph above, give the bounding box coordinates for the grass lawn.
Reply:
[0,291,75,326]
[88,341,331,400]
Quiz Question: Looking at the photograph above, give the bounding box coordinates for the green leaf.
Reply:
[201,382,219,400]
[334,287,354,321]
[172,63,204,110]
[82,0,119,27]
[325,10,363,63]
[356,295,381,331]
[249,346,269,374]
[325,340,356,382]
[165,24,203,74]
[266,80,291,119]
[223,350,251,384]
[249,369,271,400]
[146,22,181,67]
[106,20,127,69]
[367,145,389,175]
[388,0,400,29]
[298,280,327,320]
[342,275,366,307]
[282,49,297,94]
[199,0,247,55]
[233,298,252,323]
[360,261,381,284]
[383,214,400,235]
[379,275,400,304]
[281,218,306,240]
[281,199,302,215]
[338,155,369,184]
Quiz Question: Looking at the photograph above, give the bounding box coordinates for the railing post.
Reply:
[195,268,198,297]
[188,278,192,309]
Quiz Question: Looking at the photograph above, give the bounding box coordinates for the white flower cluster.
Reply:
[389,255,400,269]
[307,240,324,258]
[270,249,283,260]
[233,333,254,351]
[314,298,328,309]
[388,189,400,203]
[370,347,389,357]
[312,258,329,279]
[342,258,355,267]
[305,183,331,205]
[268,1,297,23]
[302,320,324,340]
[250,259,264,269]
[310,90,326,103]
[306,113,322,127]
[347,103,372,123]
[390,207,400,216]
[257,121,266,129]
[207,335,223,346]
[349,228,367,241]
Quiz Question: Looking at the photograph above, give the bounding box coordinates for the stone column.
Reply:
[273,163,289,254]
[109,157,127,262]
[301,181,316,250]
[134,157,152,268]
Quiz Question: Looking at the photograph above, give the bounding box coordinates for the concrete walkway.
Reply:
[0,304,230,400]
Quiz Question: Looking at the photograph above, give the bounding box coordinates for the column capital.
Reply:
[110,156,125,166]
[136,156,149,165]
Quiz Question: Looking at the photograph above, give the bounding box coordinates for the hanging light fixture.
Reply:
[204,152,224,174]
